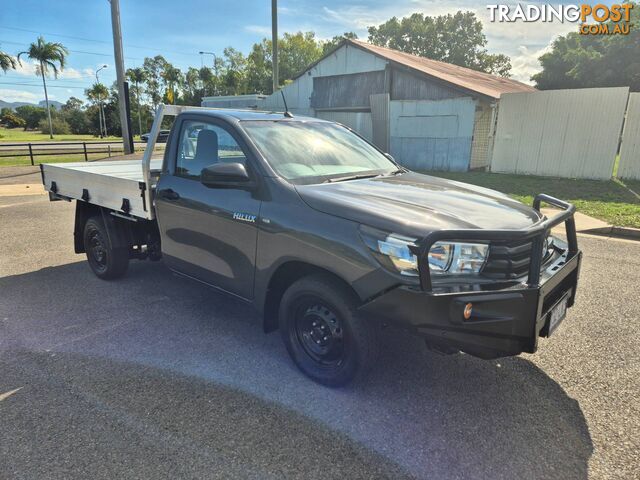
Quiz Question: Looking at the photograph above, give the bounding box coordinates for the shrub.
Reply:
[0,111,27,129]
[38,117,71,135]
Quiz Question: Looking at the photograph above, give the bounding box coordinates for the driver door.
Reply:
[155,117,261,300]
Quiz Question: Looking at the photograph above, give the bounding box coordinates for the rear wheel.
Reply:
[83,216,129,280]
[279,274,378,387]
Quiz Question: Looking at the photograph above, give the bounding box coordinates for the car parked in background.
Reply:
[140,129,170,143]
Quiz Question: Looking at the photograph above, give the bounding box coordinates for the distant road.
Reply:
[0,141,152,152]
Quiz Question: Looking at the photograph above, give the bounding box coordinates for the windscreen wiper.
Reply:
[326,173,382,183]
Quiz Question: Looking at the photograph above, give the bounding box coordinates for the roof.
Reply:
[300,39,536,100]
[185,108,323,122]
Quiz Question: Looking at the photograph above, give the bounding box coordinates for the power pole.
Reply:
[109,0,133,154]
[271,0,278,93]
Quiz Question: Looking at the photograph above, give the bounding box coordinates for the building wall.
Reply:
[311,71,385,109]
[261,43,388,115]
[201,94,265,109]
[389,97,475,171]
[316,111,373,141]
[390,68,466,101]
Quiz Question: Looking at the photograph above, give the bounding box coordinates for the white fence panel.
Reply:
[618,93,640,180]
[491,87,629,180]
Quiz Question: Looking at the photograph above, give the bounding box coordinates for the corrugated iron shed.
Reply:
[296,39,535,100]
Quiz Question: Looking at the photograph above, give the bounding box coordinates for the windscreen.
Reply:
[241,121,397,183]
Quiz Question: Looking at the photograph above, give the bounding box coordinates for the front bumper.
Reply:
[358,194,582,359]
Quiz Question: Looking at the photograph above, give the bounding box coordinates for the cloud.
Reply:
[59,67,83,79]
[318,1,578,83]
[12,59,37,76]
[244,25,272,35]
[0,89,39,103]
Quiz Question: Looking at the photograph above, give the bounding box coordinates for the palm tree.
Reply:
[126,67,146,136]
[0,45,16,73]
[85,83,110,137]
[161,65,183,104]
[18,36,68,139]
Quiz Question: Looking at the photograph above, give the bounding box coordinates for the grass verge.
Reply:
[0,127,125,142]
[425,170,640,229]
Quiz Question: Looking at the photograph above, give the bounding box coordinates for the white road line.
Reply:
[0,387,23,402]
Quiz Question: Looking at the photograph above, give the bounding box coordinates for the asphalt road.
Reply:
[0,194,638,479]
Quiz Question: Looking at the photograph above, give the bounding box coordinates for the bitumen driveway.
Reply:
[0,195,638,479]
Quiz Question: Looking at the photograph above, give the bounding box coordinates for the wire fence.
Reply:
[0,141,152,165]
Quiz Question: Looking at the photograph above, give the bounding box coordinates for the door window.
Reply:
[175,120,247,179]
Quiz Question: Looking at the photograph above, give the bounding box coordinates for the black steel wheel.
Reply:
[279,274,378,387]
[294,300,346,367]
[83,216,129,280]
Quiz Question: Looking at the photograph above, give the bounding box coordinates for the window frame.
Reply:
[169,115,256,182]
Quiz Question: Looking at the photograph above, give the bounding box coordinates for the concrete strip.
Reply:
[0,184,46,197]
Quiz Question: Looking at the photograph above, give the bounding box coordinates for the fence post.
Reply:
[108,144,112,157]
[83,142,88,161]
[28,143,34,166]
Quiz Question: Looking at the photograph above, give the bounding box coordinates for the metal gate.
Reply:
[389,97,475,171]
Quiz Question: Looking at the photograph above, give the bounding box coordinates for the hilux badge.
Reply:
[233,212,256,223]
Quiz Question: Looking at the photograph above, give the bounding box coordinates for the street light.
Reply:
[199,51,218,96]
[95,64,108,138]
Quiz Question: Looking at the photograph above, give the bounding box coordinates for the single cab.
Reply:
[41,105,582,386]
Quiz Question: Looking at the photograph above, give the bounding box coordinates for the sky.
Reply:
[0,0,588,104]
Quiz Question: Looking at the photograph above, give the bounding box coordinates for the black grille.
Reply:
[483,237,551,280]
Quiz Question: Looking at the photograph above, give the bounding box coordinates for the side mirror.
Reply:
[201,162,251,188]
[384,152,396,162]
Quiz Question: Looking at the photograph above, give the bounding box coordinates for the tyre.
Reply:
[279,274,379,387]
[83,215,129,280]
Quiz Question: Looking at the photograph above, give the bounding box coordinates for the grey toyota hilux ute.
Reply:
[41,107,581,386]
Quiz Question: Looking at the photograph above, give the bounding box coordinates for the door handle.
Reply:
[158,188,180,200]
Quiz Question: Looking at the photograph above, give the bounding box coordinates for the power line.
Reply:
[0,39,142,60]
[0,25,201,58]
[0,81,93,90]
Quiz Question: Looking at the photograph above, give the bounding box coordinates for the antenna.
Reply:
[280,90,293,118]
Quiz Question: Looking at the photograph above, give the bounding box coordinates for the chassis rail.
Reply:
[414,193,579,291]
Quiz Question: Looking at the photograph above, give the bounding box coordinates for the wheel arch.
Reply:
[262,261,361,333]
[74,201,102,253]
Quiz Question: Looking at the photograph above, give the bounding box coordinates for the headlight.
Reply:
[360,226,489,276]
[429,241,489,275]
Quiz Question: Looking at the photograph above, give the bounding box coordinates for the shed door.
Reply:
[389,97,475,172]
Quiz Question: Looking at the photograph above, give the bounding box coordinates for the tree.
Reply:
[15,105,47,130]
[368,12,511,76]
[532,2,639,91]
[17,36,69,138]
[126,67,146,134]
[1,111,26,128]
[0,45,16,73]
[161,64,183,104]
[85,83,110,136]
[142,55,169,108]
[60,97,89,134]
[322,32,358,55]
[244,31,325,94]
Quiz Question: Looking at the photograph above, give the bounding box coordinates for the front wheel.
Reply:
[279,274,379,387]
[83,216,129,280]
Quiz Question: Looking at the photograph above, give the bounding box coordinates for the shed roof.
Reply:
[299,39,535,100]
